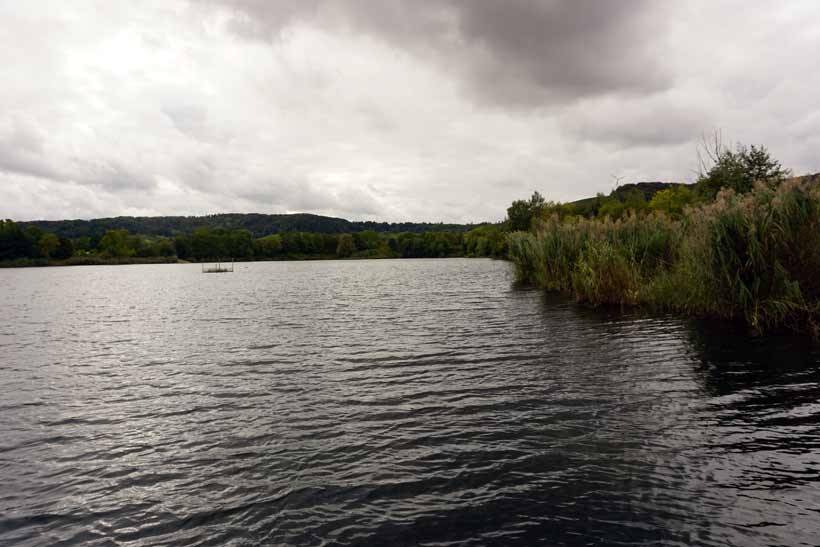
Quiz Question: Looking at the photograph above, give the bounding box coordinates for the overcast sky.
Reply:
[2,1,819,222]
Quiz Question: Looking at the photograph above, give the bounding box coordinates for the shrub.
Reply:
[696,140,790,199]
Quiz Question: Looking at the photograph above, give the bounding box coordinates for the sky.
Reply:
[1,1,820,223]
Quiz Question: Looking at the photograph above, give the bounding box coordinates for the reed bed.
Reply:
[509,176,820,336]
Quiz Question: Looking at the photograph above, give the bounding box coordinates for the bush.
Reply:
[696,140,790,199]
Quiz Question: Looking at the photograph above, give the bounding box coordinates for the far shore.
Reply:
[0,255,491,268]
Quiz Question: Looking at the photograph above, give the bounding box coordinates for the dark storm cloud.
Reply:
[200,0,671,108]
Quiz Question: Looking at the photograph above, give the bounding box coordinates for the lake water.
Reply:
[1,258,819,546]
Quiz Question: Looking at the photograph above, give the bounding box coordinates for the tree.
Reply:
[696,134,790,198]
[52,237,75,260]
[99,229,136,258]
[353,230,379,251]
[226,229,254,258]
[649,186,697,217]
[507,191,546,232]
[174,235,192,260]
[0,219,34,260]
[190,228,224,260]
[37,232,59,258]
[253,234,283,258]
[336,233,355,257]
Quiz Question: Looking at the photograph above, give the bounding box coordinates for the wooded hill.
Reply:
[19,182,685,239]
[568,181,691,211]
[20,213,485,239]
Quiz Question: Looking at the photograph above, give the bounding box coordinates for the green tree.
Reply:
[174,235,192,260]
[226,229,254,258]
[52,237,75,260]
[0,219,34,259]
[190,228,224,260]
[649,186,697,217]
[353,230,380,251]
[697,140,790,199]
[99,229,135,258]
[597,198,626,219]
[506,191,546,231]
[253,234,283,258]
[336,233,356,257]
[37,233,60,259]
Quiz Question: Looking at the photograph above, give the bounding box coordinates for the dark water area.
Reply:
[1,258,819,546]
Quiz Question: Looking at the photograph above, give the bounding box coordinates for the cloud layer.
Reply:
[1,1,819,222]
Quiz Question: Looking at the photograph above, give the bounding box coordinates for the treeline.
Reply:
[0,221,508,266]
[21,212,483,240]
[507,142,820,337]
[174,227,506,260]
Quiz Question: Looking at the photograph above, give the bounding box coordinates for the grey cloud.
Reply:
[560,99,710,147]
[199,0,672,108]
[0,120,156,191]
[236,179,384,217]
[163,104,209,139]
[0,120,64,181]
[73,158,157,191]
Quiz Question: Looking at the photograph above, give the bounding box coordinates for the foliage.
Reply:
[336,234,356,258]
[572,240,640,306]
[463,225,508,258]
[567,183,690,218]
[1,219,34,260]
[20,213,486,240]
[2,217,505,266]
[509,175,820,336]
[253,234,282,258]
[506,191,546,231]
[99,229,137,258]
[696,140,790,199]
[649,186,698,217]
[509,212,680,297]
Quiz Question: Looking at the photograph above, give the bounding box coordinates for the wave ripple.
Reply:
[1,259,819,546]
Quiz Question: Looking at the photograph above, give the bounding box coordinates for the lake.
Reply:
[1,258,819,546]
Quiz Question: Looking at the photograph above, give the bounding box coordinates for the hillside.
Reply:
[20,213,483,239]
[570,181,692,209]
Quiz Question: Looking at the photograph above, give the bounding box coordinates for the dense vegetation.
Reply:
[508,143,819,336]
[0,219,507,266]
[21,213,480,240]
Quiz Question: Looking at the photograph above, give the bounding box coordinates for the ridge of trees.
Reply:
[1,221,508,265]
[19,213,485,240]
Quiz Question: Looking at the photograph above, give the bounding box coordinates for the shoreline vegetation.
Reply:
[508,142,819,338]
[0,253,503,268]
[3,141,818,337]
[0,221,509,267]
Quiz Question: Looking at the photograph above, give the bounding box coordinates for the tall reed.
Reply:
[509,176,820,336]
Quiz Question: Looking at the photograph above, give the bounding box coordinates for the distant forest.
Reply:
[1,181,686,267]
[0,217,508,266]
[20,213,481,239]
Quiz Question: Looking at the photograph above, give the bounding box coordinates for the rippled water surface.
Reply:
[2,259,820,546]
